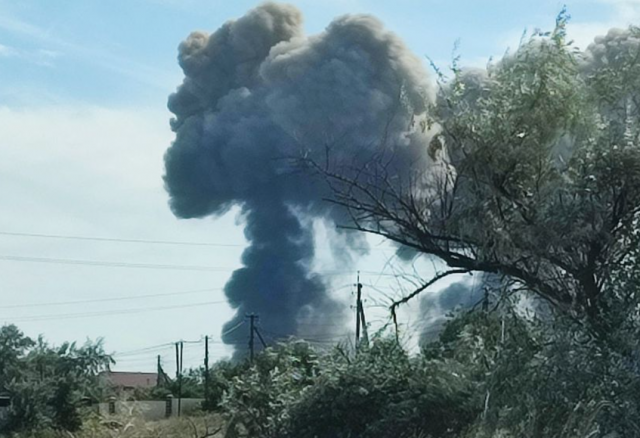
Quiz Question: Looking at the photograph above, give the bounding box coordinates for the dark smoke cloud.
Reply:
[418,273,500,344]
[164,2,435,356]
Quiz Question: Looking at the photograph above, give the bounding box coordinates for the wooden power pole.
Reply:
[248,314,257,363]
[156,355,162,386]
[355,281,362,345]
[175,341,183,417]
[204,335,210,405]
[247,314,267,362]
[355,273,368,349]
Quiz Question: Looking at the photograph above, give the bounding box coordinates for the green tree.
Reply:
[0,326,113,433]
[221,340,320,438]
[202,360,245,411]
[320,13,640,340]
[0,325,35,391]
[283,338,479,438]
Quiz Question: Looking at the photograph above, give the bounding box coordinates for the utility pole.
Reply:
[359,290,368,344]
[355,280,362,345]
[179,341,183,416]
[482,287,489,312]
[254,325,267,349]
[156,355,161,387]
[247,314,257,363]
[355,273,368,349]
[247,314,267,362]
[175,341,183,417]
[204,336,209,406]
[175,342,179,380]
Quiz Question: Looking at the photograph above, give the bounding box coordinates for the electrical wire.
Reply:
[0,255,400,277]
[0,287,223,309]
[3,300,229,323]
[220,320,245,337]
[0,283,387,315]
[114,342,176,356]
[0,230,394,252]
[0,255,235,272]
[0,231,245,247]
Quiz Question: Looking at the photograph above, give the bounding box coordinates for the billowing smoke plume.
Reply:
[418,274,500,344]
[164,3,435,354]
[582,28,640,143]
[582,27,640,75]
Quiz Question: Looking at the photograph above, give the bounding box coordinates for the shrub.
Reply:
[282,339,479,438]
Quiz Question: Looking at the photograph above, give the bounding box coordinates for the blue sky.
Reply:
[0,0,623,107]
[0,0,638,373]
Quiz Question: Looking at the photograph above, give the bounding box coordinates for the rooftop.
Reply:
[101,371,158,389]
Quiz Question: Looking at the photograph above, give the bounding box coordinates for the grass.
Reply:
[11,413,227,438]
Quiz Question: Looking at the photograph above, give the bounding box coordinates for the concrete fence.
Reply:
[97,397,204,421]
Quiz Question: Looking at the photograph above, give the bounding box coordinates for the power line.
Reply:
[114,352,171,360]
[0,289,383,313]
[0,255,400,277]
[0,255,235,272]
[206,336,237,345]
[114,342,176,357]
[0,287,223,309]
[221,320,245,337]
[3,300,229,323]
[181,338,205,344]
[0,231,412,255]
[112,355,171,363]
[0,230,396,252]
[111,336,236,372]
[0,284,385,312]
[0,231,245,248]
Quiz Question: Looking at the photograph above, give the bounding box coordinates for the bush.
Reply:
[283,339,479,438]
[0,326,112,434]
[222,340,319,438]
[219,337,480,438]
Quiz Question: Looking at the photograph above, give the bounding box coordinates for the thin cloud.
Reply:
[0,43,17,56]
[0,13,177,91]
[0,42,60,67]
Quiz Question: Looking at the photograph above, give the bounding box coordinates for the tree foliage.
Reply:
[283,339,479,438]
[215,302,640,437]
[6,12,640,438]
[0,325,112,433]
[318,14,640,339]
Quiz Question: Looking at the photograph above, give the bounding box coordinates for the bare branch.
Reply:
[390,269,471,312]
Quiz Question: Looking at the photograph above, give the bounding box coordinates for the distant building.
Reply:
[100,371,159,391]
